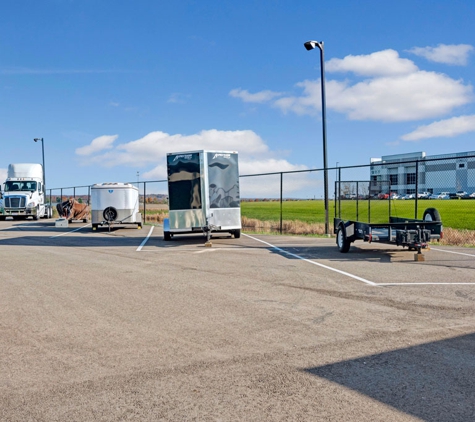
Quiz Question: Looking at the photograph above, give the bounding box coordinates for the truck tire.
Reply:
[336,223,351,253]
[233,229,241,239]
[423,208,441,222]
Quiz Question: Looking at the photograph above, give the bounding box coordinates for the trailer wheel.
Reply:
[336,223,351,253]
[233,229,241,239]
[103,207,118,222]
[164,231,171,241]
[423,208,441,222]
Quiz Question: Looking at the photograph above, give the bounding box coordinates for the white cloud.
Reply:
[0,168,7,183]
[401,115,475,141]
[233,48,474,123]
[75,129,315,197]
[326,49,418,76]
[408,44,474,65]
[75,135,118,156]
[76,129,270,168]
[273,72,472,122]
[229,88,283,103]
[327,71,472,121]
[167,93,190,104]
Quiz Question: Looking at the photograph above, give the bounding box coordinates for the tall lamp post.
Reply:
[33,137,45,188]
[304,40,329,235]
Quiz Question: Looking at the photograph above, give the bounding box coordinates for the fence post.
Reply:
[280,172,283,234]
[356,181,359,221]
[389,181,391,219]
[415,160,419,219]
[143,182,146,223]
[338,168,341,218]
[334,180,337,219]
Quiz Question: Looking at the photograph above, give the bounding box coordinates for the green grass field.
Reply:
[240,199,475,230]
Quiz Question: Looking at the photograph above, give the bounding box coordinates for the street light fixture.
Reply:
[304,40,329,235]
[33,137,45,189]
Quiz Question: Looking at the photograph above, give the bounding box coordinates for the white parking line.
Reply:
[49,223,91,238]
[377,282,475,286]
[430,247,475,257]
[136,226,154,251]
[243,234,377,286]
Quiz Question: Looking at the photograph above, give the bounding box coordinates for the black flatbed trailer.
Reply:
[333,180,443,253]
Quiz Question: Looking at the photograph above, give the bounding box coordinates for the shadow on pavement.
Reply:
[304,332,475,421]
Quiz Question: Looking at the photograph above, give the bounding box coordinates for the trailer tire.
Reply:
[164,231,171,241]
[233,229,241,239]
[423,208,441,222]
[336,223,351,253]
[103,207,118,222]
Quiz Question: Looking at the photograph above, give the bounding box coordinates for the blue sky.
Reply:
[1,0,474,196]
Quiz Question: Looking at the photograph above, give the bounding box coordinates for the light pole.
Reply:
[304,40,329,235]
[33,138,45,188]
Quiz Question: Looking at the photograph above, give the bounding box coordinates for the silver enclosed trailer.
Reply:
[91,182,142,230]
[163,150,241,241]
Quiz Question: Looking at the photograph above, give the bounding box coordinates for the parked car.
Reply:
[470,192,475,198]
[417,192,430,199]
[456,190,468,198]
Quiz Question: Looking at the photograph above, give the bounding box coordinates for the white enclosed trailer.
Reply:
[91,182,142,230]
[163,150,241,241]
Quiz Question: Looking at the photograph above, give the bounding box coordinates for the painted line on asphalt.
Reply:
[377,282,475,286]
[430,247,475,257]
[243,233,377,286]
[136,226,154,251]
[49,223,91,238]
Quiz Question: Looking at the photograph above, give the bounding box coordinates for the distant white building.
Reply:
[369,151,475,196]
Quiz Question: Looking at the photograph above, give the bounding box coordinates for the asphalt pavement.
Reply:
[1,218,475,421]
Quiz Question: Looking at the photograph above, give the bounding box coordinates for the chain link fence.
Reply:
[48,153,475,233]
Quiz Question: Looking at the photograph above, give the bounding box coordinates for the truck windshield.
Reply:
[5,181,37,192]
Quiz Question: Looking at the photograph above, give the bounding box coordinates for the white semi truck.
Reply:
[0,163,53,220]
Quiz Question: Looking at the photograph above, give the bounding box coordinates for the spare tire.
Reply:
[103,207,118,222]
[423,208,441,222]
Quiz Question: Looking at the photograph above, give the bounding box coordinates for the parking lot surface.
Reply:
[1,219,475,421]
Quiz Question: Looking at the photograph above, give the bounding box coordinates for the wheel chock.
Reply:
[205,241,213,247]
[414,253,425,262]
